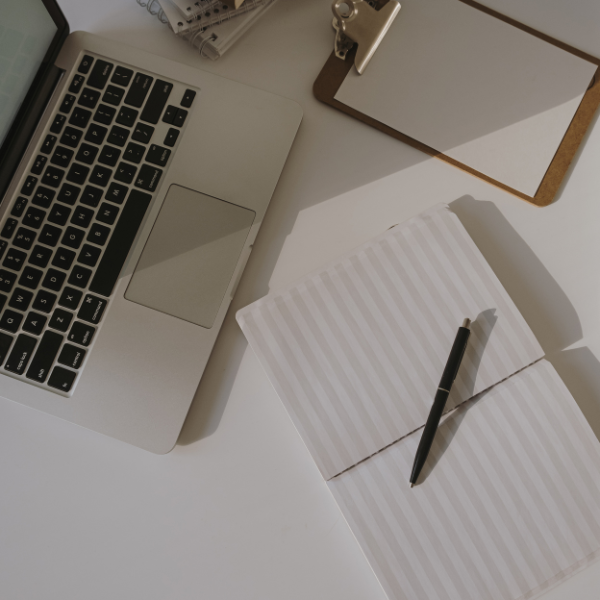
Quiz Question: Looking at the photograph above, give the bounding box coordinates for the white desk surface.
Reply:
[2,1,600,599]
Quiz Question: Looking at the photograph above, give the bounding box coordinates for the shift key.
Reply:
[124,73,154,108]
[26,330,63,383]
[140,80,173,124]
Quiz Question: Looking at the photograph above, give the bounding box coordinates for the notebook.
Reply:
[236,204,600,600]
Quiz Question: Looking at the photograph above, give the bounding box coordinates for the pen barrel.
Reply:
[438,327,471,391]
[410,388,449,484]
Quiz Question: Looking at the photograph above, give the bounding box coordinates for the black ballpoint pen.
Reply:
[410,318,471,487]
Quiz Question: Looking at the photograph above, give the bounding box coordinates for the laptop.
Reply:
[0,0,302,452]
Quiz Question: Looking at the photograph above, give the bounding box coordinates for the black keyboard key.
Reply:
[74,144,97,165]
[58,343,86,369]
[9,287,33,311]
[69,107,91,129]
[5,333,37,374]
[66,163,89,185]
[13,228,36,251]
[42,268,66,292]
[80,185,103,208]
[0,270,16,293]
[164,127,179,148]
[173,109,188,127]
[134,164,162,192]
[3,248,27,271]
[103,85,124,106]
[60,126,82,148]
[23,207,46,230]
[162,105,177,125]
[181,89,196,108]
[33,290,57,313]
[88,59,113,90]
[0,310,23,333]
[57,183,80,205]
[84,123,108,145]
[49,308,73,332]
[32,186,55,208]
[77,244,101,267]
[23,312,47,336]
[140,79,173,124]
[1,219,17,239]
[42,165,65,188]
[68,265,92,289]
[39,224,62,247]
[89,165,112,187]
[87,223,110,246]
[59,94,76,114]
[78,87,101,109]
[132,122,154,144]
[48,366,77,392]
[11,197,28,218]
[111,66,133,87]
[40,134,57,155]
[62,226,85,249]
[0,241,7,261]
[116,106,138,128]
[78,294,107,324]
[94,104,116,125]
[98,145,121,167]
[69,74,85,94]
[26,330,63,382]
[71,206,94,228]
[50,114,66,134]
[145,144,171,167]
[50,146,74,169]
[90,190,151,296]
[0,332,13,363]
[18,267,43,290]
[48,204,71,227]
[107,125,129,147]
[123,142,145,164]
[31,155,47,175]
[59,287,83,311]
[105,182,127,204]
[96,202,119,225]
[114,162,136,184]
[78,55,94,74]
[0,294,6,312]
[51,247,76,271]
[68,321,95,347]
[21,176,37,196]
[124,73,153,108]
[29,246,52,269]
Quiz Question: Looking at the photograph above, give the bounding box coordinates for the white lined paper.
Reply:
[237,204,543,480]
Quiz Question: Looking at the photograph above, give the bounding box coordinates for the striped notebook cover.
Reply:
[236,204,600,600]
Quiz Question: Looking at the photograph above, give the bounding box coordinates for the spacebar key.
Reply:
[89,190,152,297]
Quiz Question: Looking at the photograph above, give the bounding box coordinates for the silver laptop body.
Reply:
[0,2,302,452]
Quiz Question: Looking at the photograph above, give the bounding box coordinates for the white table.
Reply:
[2,1,600,598]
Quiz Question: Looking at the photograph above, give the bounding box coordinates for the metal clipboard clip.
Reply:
[332,0,401,74]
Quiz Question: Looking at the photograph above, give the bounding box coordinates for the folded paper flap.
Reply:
[237,205,543,480]
[328,360,600,600]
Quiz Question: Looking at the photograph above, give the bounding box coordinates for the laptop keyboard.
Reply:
[0,53,195,394]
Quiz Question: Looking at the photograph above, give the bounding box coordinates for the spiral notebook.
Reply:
[236,204,600,600]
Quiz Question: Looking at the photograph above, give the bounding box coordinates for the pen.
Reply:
[410,318,471,487]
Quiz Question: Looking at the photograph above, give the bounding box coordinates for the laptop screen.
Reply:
[0,0,58,149]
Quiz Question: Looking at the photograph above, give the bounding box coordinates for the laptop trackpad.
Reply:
[125,185,255,328]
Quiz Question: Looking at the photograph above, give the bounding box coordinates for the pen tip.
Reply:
[410,483,414,488]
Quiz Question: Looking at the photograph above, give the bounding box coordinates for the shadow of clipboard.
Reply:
[314,0,600,207]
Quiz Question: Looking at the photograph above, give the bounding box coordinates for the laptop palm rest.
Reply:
[125,185,255,328]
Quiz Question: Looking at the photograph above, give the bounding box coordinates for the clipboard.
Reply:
[314,0,600,207]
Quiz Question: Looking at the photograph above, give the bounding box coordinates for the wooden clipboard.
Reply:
[314,0,600,207]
